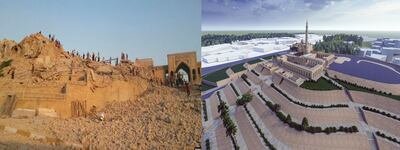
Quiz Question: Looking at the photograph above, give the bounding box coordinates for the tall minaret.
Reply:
[305,20,308,44]
[304,20,309,53]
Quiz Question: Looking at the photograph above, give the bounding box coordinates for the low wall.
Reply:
[0,77,149,118]
[327,69,400,95]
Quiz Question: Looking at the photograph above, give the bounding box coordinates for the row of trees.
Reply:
[241,75,251,87]
[202,33,295,46]
[322,34,363,46]
[313,34,363,55]
[334,78,399,100]
[376,131,400,145]
[271,84,349,109]
[336,78,394,95]
[217,91,239,149]
[205,139,211,150]
[230,83,240,97]
[251,69,260,77]
[202,99,208,121]
[362,106,400,122]
[257,92,358,134]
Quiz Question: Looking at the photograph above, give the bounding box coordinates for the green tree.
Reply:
[236,93,253,106]
[218,101,228,116]
[202,33,296,46]
[302,117,309,129]
[313,34,362,55]
[286,114,292,123]
[273,104,281,112]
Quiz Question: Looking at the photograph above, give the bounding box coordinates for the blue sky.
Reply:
[202,0,400,31]
[0,0,200,65]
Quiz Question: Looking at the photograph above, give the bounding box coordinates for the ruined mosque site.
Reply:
[0,32,202,149]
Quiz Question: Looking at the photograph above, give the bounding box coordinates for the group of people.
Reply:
[83,52,101,62]
[67,50,132,67]
[120,52,129,61]
[47,33,62,49]
[167,72,191,96]
[67,50,105,63]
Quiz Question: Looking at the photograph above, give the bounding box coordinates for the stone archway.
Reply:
[167,52,200,84]
[151,51,201,85]
[175,62,191,82]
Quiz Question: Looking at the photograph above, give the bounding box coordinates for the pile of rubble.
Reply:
[0,86,201,149]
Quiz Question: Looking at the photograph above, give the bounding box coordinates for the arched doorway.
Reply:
[175,62,191,86]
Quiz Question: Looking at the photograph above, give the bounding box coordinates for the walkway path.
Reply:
[344,87,378,150]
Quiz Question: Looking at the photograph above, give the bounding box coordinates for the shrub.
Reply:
[302,117,309,129]
[241,75,251,86]
[230,84,240,97]
[315,126,322,132]
[251,69,260,76]
[276,111,286,121]
[273,104,281,112]
[286,114,292,123]
[350,126,358,132]
[362,106,400,122]
[205,139,211,150]
[376,131,400,145]
[202,100,208,121]
[236,93,253,106]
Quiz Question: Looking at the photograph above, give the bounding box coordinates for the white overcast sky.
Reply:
[202,0,400,31]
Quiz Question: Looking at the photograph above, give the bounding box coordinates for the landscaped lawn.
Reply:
[263,55,273,60]
[247,58,262,64]
[300,78,340,91]
[335,80,400,101]
[201,84,216,92]
[203,67,229,83]
[231,63,246,73]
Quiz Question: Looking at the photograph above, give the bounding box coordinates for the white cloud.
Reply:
[203,0,400,31]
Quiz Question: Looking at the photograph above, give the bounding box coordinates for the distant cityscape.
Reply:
[360,38,400,65]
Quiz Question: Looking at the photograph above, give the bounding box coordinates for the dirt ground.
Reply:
[0,86,202,150]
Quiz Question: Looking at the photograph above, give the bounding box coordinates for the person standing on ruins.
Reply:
[169,72,174,87]
[31,64,35,74]
[121,53,125,60]
[9,68,15,79]
[185,82,190,96]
